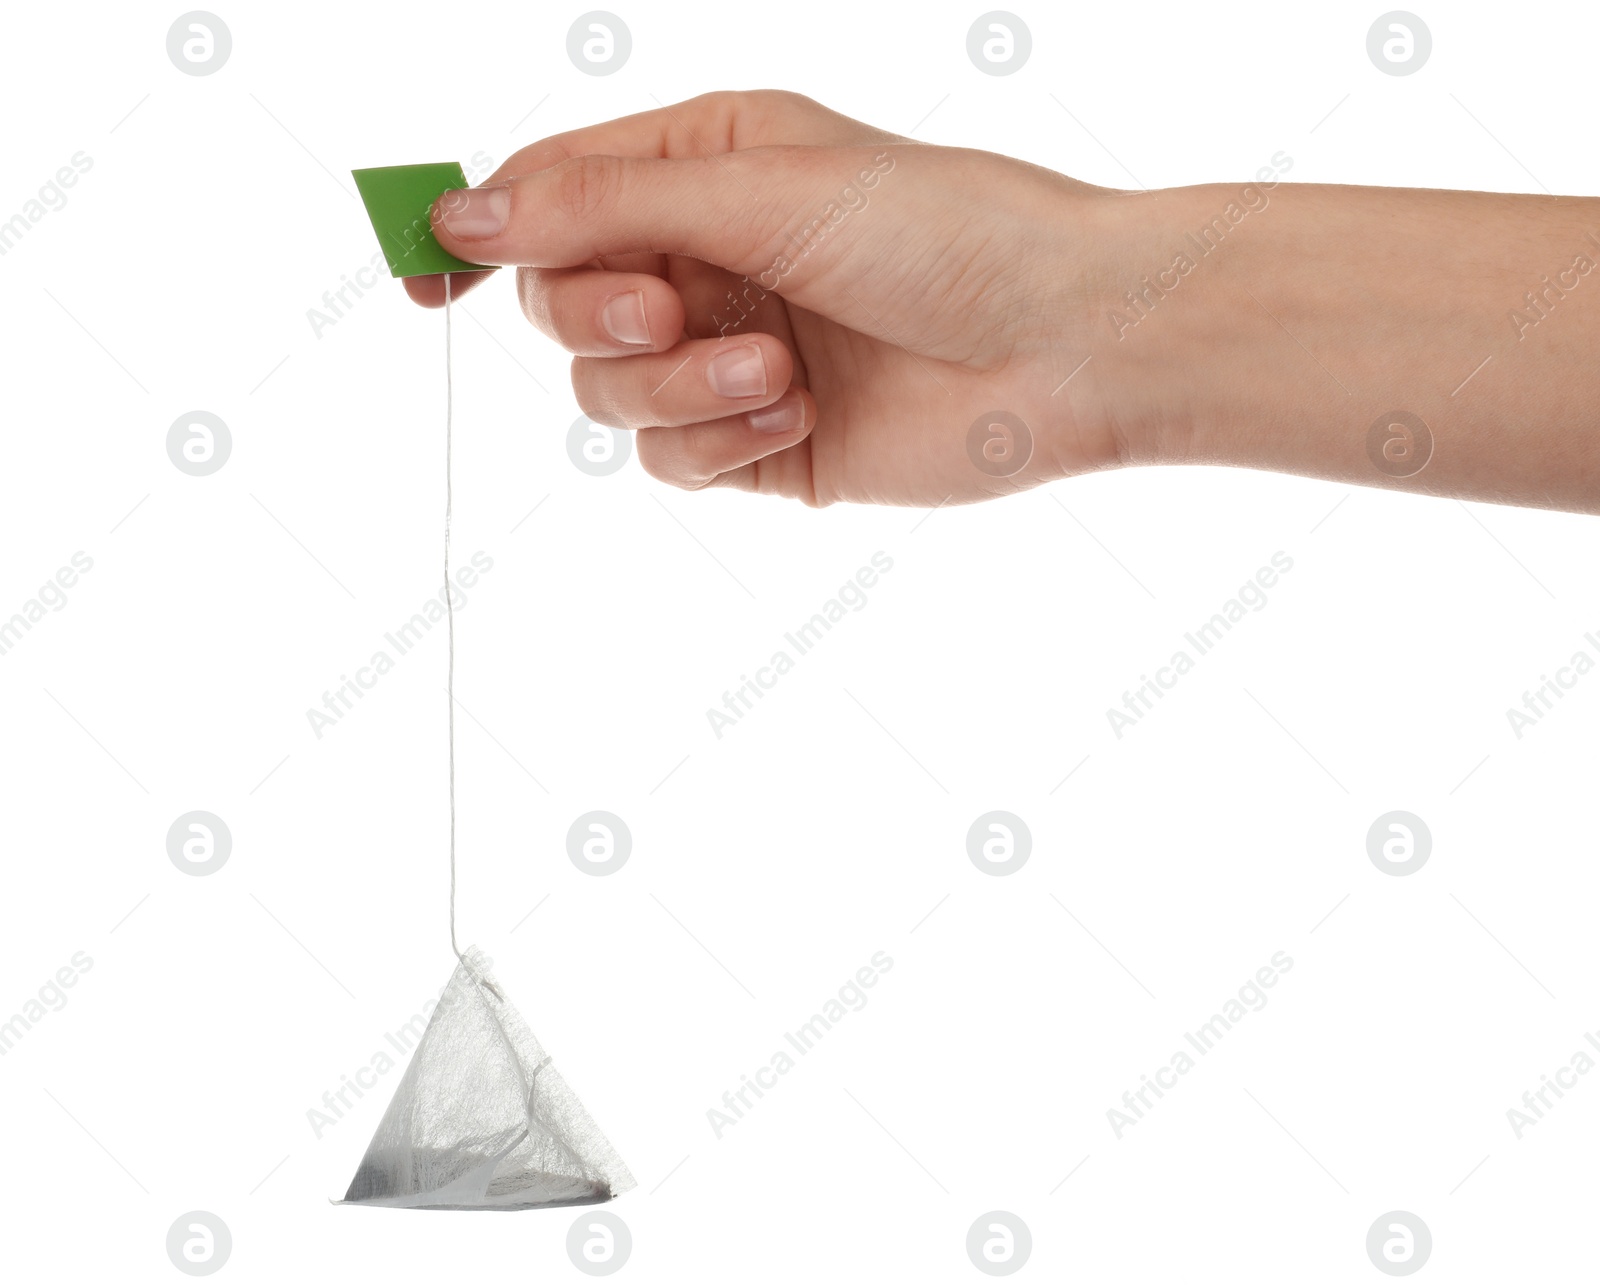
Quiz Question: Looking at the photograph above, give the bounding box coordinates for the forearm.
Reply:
[1095,182,1600,512]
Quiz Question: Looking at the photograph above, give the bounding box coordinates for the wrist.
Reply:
[1026,179,1272,480]
[1077,179,1306,472]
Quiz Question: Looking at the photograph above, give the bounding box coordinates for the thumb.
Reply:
[430,146,900,280]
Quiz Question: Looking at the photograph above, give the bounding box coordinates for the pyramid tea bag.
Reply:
[343,168,630,1213]
[341,947,635,1211]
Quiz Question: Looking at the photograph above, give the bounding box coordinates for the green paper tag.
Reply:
[351,162,494,278]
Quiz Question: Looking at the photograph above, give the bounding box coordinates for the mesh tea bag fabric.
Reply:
[341,947,635,1211]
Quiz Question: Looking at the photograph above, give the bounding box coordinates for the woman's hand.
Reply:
[415,90,1600,514]
[413,90,1121,507]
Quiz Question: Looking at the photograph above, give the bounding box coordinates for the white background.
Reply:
[2,0,1597,1282]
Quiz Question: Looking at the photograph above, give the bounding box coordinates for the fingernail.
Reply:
[746,392,805,434]
[707,344,767,399]
[601,291,651,346]
[438,185,510,239]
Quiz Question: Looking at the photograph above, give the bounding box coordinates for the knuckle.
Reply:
[693,89,741,113]
[680,89,818,151]
[730,88,815,118]
[763,88,821,114]
[551,153,621,225]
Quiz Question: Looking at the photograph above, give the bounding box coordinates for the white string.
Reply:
[445,273,460,963]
